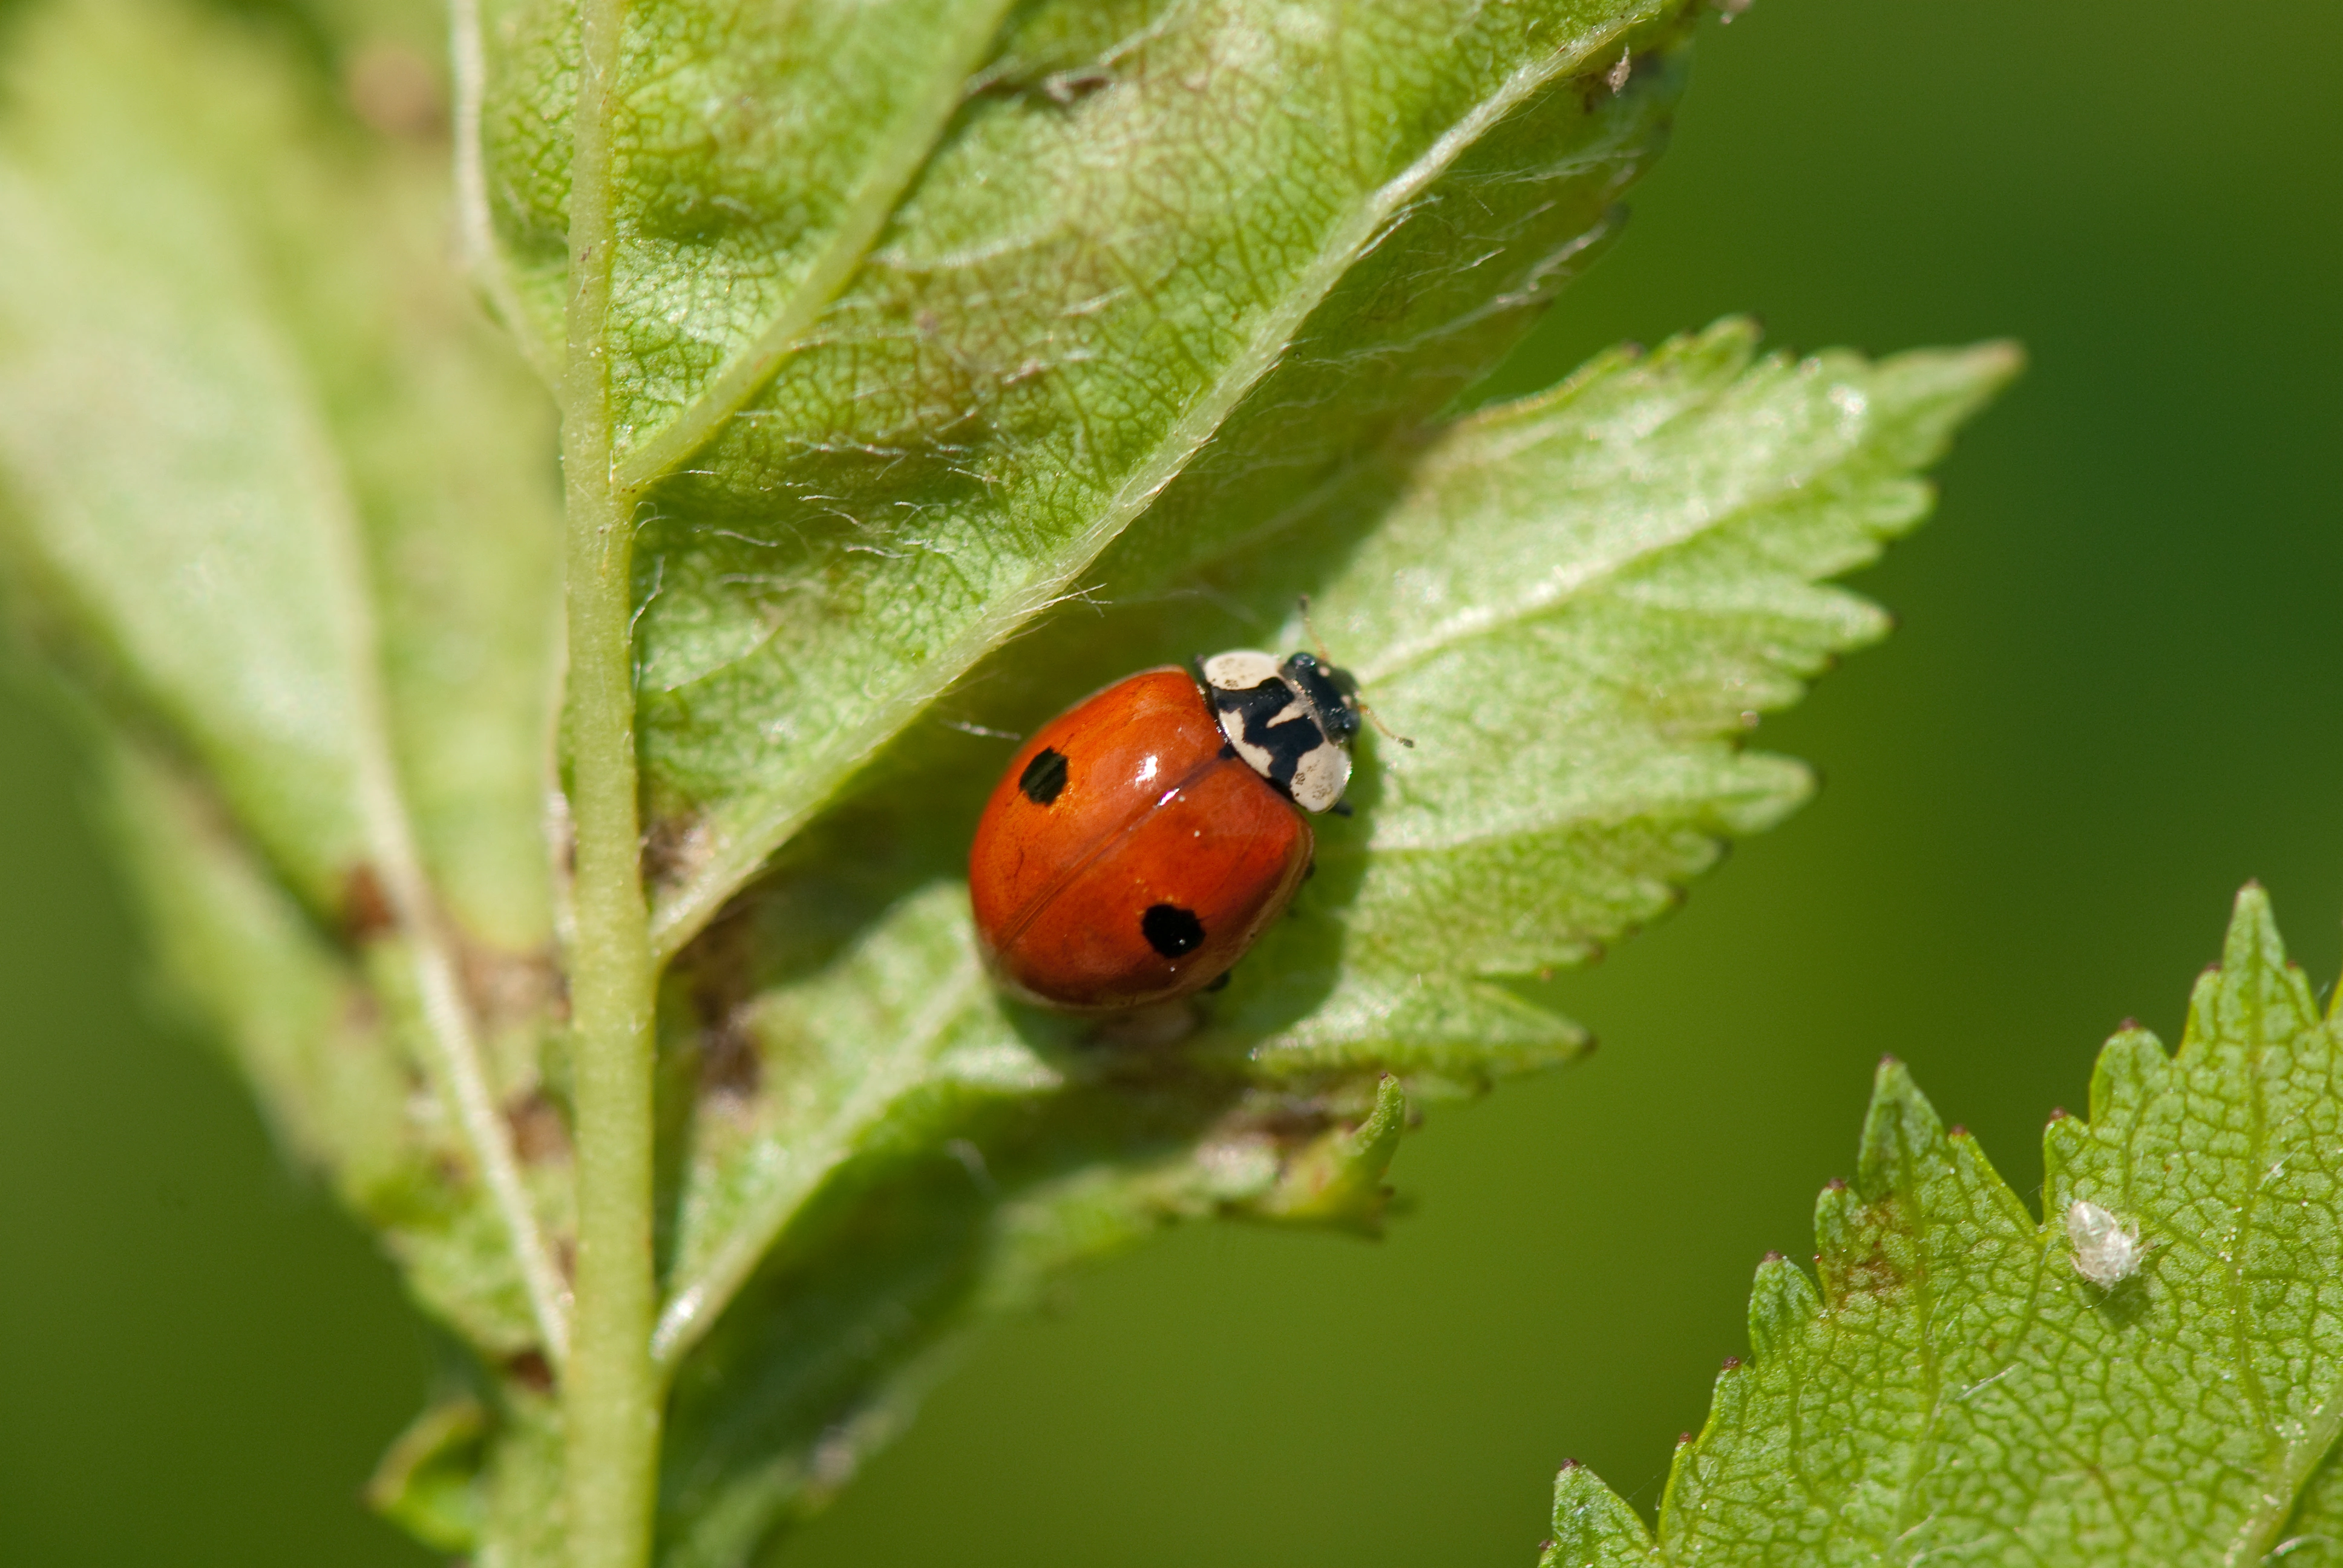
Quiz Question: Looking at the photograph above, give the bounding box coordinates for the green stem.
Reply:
[559,0,660,1561]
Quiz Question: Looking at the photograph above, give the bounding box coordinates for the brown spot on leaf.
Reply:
[506,1091,572,1165]
[1835,1204,1916,1298]
[699,1012,762,1099]
[675,901,762,1100]
[505,1350,554,1392]
[339,864,396,943]
[461,941,560,1032]
[641,810,716,897]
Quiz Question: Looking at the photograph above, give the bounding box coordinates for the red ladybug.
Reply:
[969,650,1363,1012]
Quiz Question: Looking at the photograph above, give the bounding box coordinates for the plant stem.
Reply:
[560,0,660,1560]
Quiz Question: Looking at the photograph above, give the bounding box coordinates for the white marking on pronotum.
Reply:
[2066,1200,2148,1287]
[1200,650,1281,691]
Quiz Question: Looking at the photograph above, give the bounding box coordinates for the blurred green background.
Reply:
[4,0,2339,1561]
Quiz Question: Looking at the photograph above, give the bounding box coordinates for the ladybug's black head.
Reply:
[1279,652,1361,742]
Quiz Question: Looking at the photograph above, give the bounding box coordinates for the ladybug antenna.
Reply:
[1296,595,1414,749]
[1357,697,1415,749]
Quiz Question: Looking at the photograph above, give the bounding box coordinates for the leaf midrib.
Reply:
[1345,341,2018,694]
[1349,460,1879,690]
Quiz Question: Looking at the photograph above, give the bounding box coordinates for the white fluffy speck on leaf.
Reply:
[2066,1198,2146,1287]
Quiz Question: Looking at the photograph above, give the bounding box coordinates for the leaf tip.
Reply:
[2224,879,2281,960]
[1965,336,2028,385]
[1245,1074,1407,1233]
[366,1396,488,1553]
[1856,1056,1945,1196]
[1748,1249,1820,1362]
[1545,1452,1656,1564]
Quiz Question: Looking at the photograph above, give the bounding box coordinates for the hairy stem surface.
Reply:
[559,0,660,1560]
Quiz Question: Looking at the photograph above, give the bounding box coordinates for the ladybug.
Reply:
[969,650,1365,1012]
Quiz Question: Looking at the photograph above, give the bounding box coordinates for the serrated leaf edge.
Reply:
[1352,328,2024,690]
[1565,886,2343,1567]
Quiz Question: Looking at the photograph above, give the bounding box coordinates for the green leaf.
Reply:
[474,0,1705,956]
[1544,884,2343,1568]
[365,1393,494,1552]
[0,0,574,1353]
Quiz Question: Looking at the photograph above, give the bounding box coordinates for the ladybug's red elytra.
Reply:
[968,650,1364,1013]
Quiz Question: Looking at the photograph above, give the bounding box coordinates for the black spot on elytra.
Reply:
[1019,747,1069,806]
[1141,903,1205,958]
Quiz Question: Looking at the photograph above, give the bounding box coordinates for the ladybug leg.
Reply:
[1328,800,1353,818]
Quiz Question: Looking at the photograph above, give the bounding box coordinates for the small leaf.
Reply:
[1250,1072,1408,1232]
[1550,885,2343,1567]
[365,1394,491,1552]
